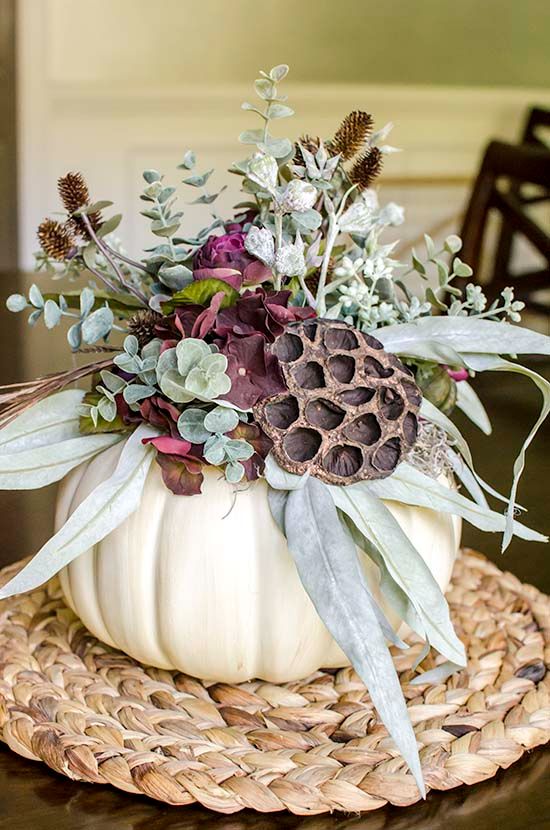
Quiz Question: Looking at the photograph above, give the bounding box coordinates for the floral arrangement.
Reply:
[1,65,549,793]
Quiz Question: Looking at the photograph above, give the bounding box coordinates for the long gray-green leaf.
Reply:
[329,483,466,668]
[455,381,492,435]
[463,354,550,550]
[0,425,158,599]
[377,317,550,359]
[368,463,545,543]
[0,432,122,490]
[284,477,425,796]
[0,389,85,453]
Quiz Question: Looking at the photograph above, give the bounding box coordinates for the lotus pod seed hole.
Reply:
[324,327,359,351]
[265,396,300,430]
[328,354,355,383]
[379,387,405,420]
[402,381,422,406]
[323,445,363,477]
[302,321,318,341]
[273,333,303,363]
[364,356,394,379]
[338,387,376,406]
[403,412,419,444]
[292,361,326,389]
[373,437,401,471]
[364,334,384,350]
[283,427,322,462]
[344,413,381,446]
[305,399,346,430]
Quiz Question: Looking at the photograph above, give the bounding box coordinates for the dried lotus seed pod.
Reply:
[254,318,422,485]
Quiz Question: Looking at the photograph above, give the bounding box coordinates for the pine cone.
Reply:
[58,172,103,234]
[128,310,162,347]
[349,147,383,191]
[37,219,76,261]
[329,111,373,160]
[254,319,421,484]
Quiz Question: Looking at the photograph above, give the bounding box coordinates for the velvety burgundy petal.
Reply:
[191,291,226,339]
[155,453,204,496]
[143,436,193,457]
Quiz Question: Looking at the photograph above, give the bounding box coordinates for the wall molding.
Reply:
[17,0,550,270]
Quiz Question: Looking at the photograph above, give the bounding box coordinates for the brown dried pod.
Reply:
[58,171,103,234]
[37,218,76,261]
[349,147,384,191]
[128,309,162,347]
[329,111,374,160]
[254,319,422,485]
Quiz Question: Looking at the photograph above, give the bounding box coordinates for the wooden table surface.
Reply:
[0,367,549,828]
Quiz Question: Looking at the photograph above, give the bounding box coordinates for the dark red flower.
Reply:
[155,453,204,496]
[228,421,273,480]
[194,230,271,287]
[214,288,315,343]
[220,333,287,410]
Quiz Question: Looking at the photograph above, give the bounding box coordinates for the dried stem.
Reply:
[80,213,148,305]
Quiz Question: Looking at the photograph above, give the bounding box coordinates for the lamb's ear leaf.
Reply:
[462,354,550,550]
[377,317,550,359]
[455,381,492,435]
[267,485,288,532]
[0,425,159,599]
[264,452,309,491]
[0,432,122,490]
[419,398,513,508]
[0,389,86,453]
[328,481,466,668]
[284,477,425,797]
[367,463,545,543]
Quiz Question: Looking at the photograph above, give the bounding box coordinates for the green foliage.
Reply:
[161,278,239,312]
[157,338,231,404]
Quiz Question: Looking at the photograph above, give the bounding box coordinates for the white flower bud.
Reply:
[280,179,317,213]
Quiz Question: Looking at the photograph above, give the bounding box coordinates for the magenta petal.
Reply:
[143,436,193,457]
[243,260,273,285]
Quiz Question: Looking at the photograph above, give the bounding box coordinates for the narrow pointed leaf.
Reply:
[455,381,492,435]
[0,425,158,598]
[284,478,425,796]
[328,482,466,668]
[0,390,85,453]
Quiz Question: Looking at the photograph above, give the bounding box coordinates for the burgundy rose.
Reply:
[194,231,271,287]
[214,288,315,344]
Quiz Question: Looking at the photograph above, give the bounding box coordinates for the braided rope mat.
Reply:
[0,550,549,815]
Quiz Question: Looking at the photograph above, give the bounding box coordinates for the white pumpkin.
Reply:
[56,442,461,683]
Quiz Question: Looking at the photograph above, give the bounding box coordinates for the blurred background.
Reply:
[0,0,549,587]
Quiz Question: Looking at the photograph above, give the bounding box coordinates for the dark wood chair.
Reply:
[460,108,550,313]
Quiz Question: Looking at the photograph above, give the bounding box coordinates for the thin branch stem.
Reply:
[81,213,148,305]
[315,211,337,317]
[102,243,151,275]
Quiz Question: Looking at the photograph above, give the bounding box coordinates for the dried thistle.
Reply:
[58,171,103,234]
[293,134,321,167]
[305,256,336,296]
[128,309,162,347]
[37,218,76,261]
[349,147,383,191]
[329,111,373,160]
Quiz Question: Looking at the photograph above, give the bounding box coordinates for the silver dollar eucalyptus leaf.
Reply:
[284,476,425,797]
[244,226,275,266]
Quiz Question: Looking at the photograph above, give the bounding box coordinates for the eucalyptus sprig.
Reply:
[240,64,294,160]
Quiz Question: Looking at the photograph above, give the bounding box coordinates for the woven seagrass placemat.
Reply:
[0,549,548,816]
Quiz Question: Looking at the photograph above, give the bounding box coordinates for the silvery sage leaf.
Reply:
[0,390,85,453]
[377,317,550,360]
[245,226,275,267]
[455,380,492,435]
[328,482,466,669]
[420,398,512,508]
[0,431,122,490]
[284,477,424,796]
[264,452,309,490]
[368,463,544,543]
[0,424,158,599]
[462,354,550,550]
